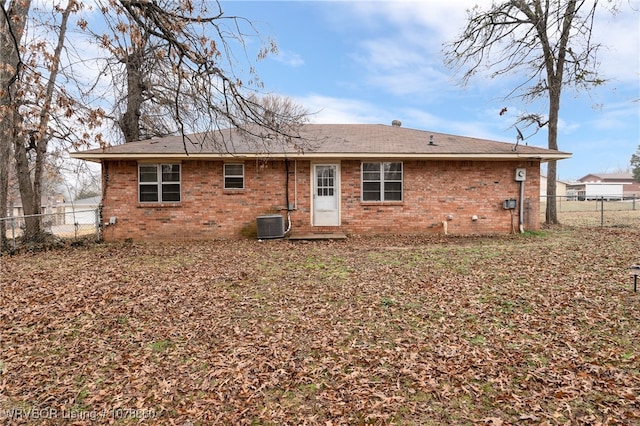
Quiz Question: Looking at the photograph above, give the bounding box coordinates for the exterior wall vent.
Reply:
[256,214,285,239]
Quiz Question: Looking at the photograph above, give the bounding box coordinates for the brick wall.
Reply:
[624,181,640,198]
[100,158,540,241]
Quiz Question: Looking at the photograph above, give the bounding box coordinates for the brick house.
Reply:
[71,123,571,241]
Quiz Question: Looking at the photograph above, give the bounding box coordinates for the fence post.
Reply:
[558,194,561,212]
[10,217,16,250]
[95,207,100,240]
[600,196,604,227]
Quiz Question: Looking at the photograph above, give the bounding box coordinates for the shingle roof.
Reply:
[64,196,101,206]
[71,123,571,162]
[579,172,634,181]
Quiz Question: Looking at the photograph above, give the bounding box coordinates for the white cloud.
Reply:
[335,1,639,99]
[273,49,305,67]
[364,65,449,97]
[558,118,581,134]
[295,94,388,124]
[290,92,514,142]
[591,8,640,84]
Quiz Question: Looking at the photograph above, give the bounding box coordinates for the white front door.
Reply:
[313,164,340,226]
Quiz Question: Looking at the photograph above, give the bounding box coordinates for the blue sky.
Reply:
[220,0,640,181]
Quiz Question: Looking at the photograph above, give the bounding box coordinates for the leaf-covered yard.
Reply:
[1,227,639,425]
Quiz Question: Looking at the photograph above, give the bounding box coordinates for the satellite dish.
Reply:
[513,126,524,151]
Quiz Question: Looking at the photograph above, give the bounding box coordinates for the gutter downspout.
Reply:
[519,180,525,234]
[284,158,292,234]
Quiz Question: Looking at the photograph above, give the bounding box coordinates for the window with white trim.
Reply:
[138,164,181,203]
[224,163,244,189]
[362,162,403,201]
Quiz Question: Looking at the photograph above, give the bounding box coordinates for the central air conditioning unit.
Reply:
[256,214,285,239]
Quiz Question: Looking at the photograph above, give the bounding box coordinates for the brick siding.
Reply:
[100,159,540,241]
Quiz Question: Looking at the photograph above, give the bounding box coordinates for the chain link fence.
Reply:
[541,196,640,228]
[1,208,101,250]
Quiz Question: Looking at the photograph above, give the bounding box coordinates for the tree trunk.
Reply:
[545,86,561,225]
[545,160,558,224]
[13,135,42,241]
[543,0,575,226]
[1,0,33,248]
[0,120,10,250]
[0,108,10,249]
[120,47,146,142]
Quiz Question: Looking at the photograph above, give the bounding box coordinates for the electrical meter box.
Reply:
[515,168,526,181]
[503,199,517,210]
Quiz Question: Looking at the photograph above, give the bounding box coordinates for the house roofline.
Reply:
[70,152,570,163]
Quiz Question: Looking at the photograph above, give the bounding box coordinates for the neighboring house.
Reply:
[7,194,65,218]
[577,173,640,199]
[6,194,66,229]
[71,123,571,241]
[3,194,65,233]
[63,196,101,225]
[539,175,568,199]
[566,182,624,201]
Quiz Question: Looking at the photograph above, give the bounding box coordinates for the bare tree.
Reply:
[2,0,96,245]
[79,2,187,143]
[631,145,640,183]
[236,93,311,152]
[80,0,308,147]
[55,157,101,202]
[1,0,32,249]
[445,0,615,224]
[11,1,79,242]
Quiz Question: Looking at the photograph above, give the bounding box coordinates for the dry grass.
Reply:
[543,200,640,213]
[1,225,639,424]
[541,205,640,228]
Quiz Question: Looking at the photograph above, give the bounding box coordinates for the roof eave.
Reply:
[70,151,571,162]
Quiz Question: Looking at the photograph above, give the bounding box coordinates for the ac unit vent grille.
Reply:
[256,214,285,239]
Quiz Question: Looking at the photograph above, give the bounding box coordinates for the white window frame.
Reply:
[223,163,245,190]
[361,161,403,202]
[138,163,181,203]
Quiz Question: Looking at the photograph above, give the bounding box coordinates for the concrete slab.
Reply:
[287,233,347,241]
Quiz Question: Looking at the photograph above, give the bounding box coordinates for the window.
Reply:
[362,162,403,201]
[224,163,244,189]
[138,164,181,203]
[316,165,335,196]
